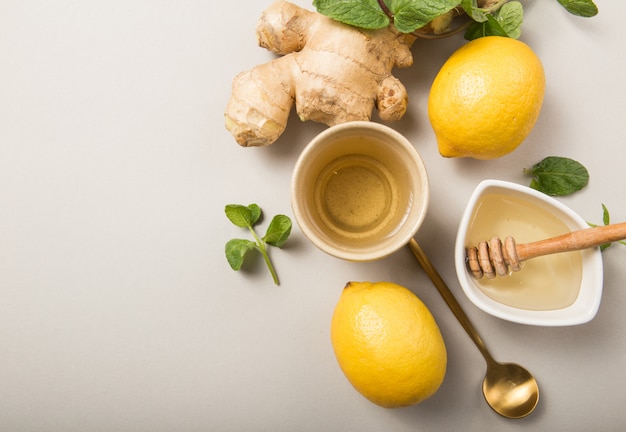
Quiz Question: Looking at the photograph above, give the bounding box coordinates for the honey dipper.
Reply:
[466,221,626,279]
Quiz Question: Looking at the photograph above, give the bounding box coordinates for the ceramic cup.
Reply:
[291,121,429,261]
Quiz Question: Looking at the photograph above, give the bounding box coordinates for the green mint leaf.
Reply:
[248,204,262,226]
[556,0,598,17]
[461,0,488,22]
[529,178,541,191]
[602,203,610,226]
[523,156,589,196]
[589,205,625,250]
[263,215,292,248]
[225,204,254,228]
[390,0,462,33]
[225,239,257,270]
[599,204,611,250]
[225,203,261,227]
[465,15,508,40]
[496,1,523,39]
[313,0,390,29]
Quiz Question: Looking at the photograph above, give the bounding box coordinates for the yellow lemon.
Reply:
[428,36,545,159]
[330,281,447,408]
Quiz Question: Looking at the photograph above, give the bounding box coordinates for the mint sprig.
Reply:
[313,0,597,40]
[313,0,462,33]
[225,204,292,285]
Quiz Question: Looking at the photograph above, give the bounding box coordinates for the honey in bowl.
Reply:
[465,193,582,311]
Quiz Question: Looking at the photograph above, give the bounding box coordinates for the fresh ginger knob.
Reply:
[225,0,416,147]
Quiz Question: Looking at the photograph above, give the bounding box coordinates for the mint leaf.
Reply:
[389,0,462,33]
[556,0,598,17]
[263,215,292,248]
[497,1,523,39]
[225,203,261,228]
[248,204,262,225]
[461,0,489,22]
[602,203,610,226]
[599,204,611,250]
[465,15,508,40]
[313,0,390,29]
[523,156,589,196]
[465,1,523,40]
[225,239,257,270]
[587,204,625,251]
[225,204,254,228]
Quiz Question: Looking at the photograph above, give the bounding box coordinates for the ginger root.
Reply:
[224,0,416,147]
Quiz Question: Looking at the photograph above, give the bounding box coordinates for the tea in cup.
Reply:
[291,121,429,261]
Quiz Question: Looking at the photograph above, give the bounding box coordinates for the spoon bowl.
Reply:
[408,239,539,418]
[483,361,539,418]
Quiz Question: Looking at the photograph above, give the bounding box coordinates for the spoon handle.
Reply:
[408,239,495,364]
[516,221,626,261]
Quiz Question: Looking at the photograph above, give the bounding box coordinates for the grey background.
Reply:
[1,0,624,431]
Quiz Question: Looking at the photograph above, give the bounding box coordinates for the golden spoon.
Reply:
[408,239,539,418]
[466,221,626,279]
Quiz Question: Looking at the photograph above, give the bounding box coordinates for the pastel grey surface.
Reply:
[1,1,625,431]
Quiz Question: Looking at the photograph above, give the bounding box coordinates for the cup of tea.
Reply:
[291,121,429,261]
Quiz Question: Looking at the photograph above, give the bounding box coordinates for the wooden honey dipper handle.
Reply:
[466,222,626,279]
[516,221,626,261]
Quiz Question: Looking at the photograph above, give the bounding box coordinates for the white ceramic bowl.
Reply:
[455,180,603,326]
[291,121,429,261]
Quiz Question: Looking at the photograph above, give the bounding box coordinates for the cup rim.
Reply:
[291,121,429,261]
